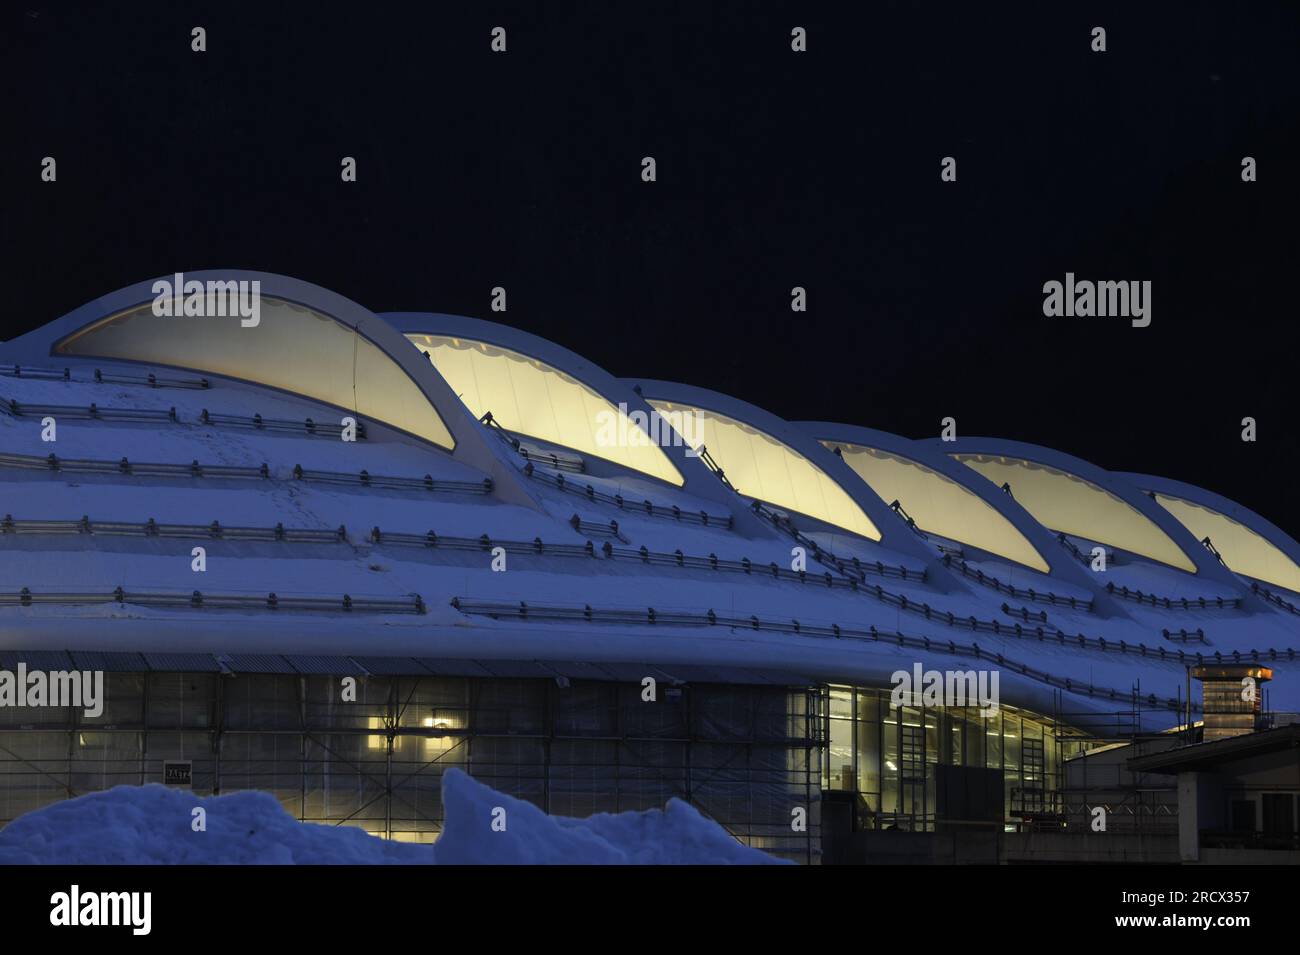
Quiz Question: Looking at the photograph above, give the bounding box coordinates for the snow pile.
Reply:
[432,768,786,864]
[0,768,786,865]
[0,784,430,865]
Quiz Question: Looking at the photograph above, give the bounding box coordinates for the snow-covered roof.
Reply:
[1,271,1296,733]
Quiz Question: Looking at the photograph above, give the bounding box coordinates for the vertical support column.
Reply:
[297,676,308,821]
[543,678,553,816]
[1177,771,1200,862]
[385,678,396,841]
[213,675,224,796]
[613,681,622,815]
[800,686,811,867]
[66,687,76,800]
[684,684,693,805]
[140,672,150,787]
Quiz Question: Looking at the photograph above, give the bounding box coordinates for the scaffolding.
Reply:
[1044,686,1181,836]
[0,670,822,863]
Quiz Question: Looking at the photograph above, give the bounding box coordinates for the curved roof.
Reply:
[1121,472,1300,595]
[932,437,1244,588]
[62,295,456,450]
[625,380,943,564]
[1,271,542,506]
[382,313,759,526]
[1,272,1296,730]
[386,315,683,482]
[800,422,1059,575]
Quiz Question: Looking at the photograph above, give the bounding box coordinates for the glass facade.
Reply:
[821,686,1091,831]
[826,442,1050,572]
[647,400,880,540]
[953,454,1196,573]
[409,334,685,486]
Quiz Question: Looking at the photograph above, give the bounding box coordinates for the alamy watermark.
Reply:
[0,665,103,718]
[50,885,151,935]
[151,271,261,327]
[594,402,705,456]
[890,663,1000,717]
[1042,272,1150,327]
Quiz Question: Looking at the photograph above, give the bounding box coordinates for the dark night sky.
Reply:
[3,2,1298,532]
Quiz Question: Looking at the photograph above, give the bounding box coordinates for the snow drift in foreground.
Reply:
[0,768,786,865]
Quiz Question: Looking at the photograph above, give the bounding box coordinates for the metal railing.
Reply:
[0,450,492,497]
[2,394,374,443]
[1161,628,1209,645]
[1057,533,1117,567]
[0,363,209,389]
[750,499,923,582]
[0,587,424,614]
[200,409,365,439]
[292,464,492,495]
[0,450,269,481]
[447,597,1195,712]
[1105,581,1241,611]
[370,527,594,558]
[480,412,584,473]
[521,463,734,529]
[3,398,178,423]
[410,527,1286,665]
[1000,602,1049,624]
[943,555,1092,611]
[1252,582,1300,616]
[0,514,346,544]
[570,515,627,541]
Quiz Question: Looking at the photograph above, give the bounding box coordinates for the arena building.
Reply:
[1,271,1296,863]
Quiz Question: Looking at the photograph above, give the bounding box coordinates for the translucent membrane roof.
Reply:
[826,442,1049,573]
[1152,493,1300,593]
[953,454,1196,573]
[648,400,879,540]
[57,298,455,449]
[409,334,684,487]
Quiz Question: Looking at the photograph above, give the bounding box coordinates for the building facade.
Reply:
[1,271,1297,862]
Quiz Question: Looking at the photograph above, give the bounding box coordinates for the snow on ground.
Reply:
[433,768,786,864]
[0,768,785,865]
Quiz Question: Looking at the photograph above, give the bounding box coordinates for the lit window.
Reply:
[367,716,390,751]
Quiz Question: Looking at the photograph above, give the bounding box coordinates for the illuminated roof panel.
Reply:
[1153,493,1300,593]
[410,334,684,486]
[828,442,1049,572]
[649,400,880,540]
[57,297,455,449]
[954,454,1196,573]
